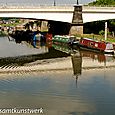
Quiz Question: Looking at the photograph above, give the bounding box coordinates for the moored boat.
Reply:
[77,38,114,54]
[52,35,77,44]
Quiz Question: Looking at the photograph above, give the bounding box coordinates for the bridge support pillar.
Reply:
[69,5,83,35]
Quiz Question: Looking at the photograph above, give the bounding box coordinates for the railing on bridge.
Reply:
[0,4,115,11]
[0,3,74,9]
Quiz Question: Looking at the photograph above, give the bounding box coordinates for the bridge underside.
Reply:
[0,12,73,23]
[83,12,115,23]
[0,11,115,35]
[48,21,71,35]
[0,12,115,23]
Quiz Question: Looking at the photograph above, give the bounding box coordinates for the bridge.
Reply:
[0,5,115,23]
[0,5,115,34]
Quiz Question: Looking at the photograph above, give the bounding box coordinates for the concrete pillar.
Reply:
[69,5,83,35]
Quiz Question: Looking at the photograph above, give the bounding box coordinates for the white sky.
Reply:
[0,0,96,5]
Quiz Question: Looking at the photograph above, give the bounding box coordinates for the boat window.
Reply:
[81,40,84,44]
[106,43,113,49]
[90,42,94,47]
[95,43,98,47]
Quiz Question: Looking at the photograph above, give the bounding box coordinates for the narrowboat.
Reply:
[77,38,114,54]
[52,35,77,44]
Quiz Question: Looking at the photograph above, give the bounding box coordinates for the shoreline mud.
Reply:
[0,56,115,74]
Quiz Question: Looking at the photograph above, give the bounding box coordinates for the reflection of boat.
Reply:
[52,42,82,78]
[80,50,114,63]
[33,33,41,41]
[45,33,53,48]
[46,33,52,42]
[77,38,114,54]
[52,43,72,54]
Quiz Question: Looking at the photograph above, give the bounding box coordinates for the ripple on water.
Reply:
[0,68,115,115]
[0,37,115,114]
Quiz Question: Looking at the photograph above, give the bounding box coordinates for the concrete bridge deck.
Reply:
[0,6,115,23]
[0,6,115,12]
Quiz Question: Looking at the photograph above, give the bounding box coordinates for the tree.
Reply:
[25,23,30,30]
[86,0,115,35]
[88,0,115,6]
[29,21,34,30]
[34,20,41,30]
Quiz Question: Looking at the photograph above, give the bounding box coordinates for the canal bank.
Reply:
[0,55,114,74]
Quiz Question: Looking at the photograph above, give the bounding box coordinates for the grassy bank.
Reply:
[0,31,7,37]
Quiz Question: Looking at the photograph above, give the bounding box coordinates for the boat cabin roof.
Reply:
[54,35,76,39]
[82,38,99,42]
[81,38,112,44]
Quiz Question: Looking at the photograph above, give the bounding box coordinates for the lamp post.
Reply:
[77,0,79,5]
[54,0,56,6]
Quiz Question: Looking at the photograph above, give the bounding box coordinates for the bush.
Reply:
[99,30,105,35]
[0,31,7,36]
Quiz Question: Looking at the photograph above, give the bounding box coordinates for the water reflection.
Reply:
[8,34,46,49]
[0,37,48,58]
[71,52,82,77]
[0,37,115,115]
[1,36,115,74]
[80,50,114,63]
[0,36,115,83]
[52,43,115,78]
[0,37,70,67]
[52,42,115,63]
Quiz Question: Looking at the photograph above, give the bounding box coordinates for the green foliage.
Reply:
[25,23,30,30]
[89,0,115,6]
[99,30,112,36]
[109,19,115,27]
[0,31,7,36]
[84,21,105,34]
[34,20,41,27]
[99,30,105,35]
[107,31,112,35]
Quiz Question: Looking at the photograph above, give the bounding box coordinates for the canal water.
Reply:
[0,37,115,115]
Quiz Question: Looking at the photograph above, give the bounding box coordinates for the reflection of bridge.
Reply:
[0,6,115,23]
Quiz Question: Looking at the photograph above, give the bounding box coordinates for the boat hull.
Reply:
[76,43,114,54]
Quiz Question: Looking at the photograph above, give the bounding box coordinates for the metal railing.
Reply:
[0,3,115,10]
[0,3,74,8]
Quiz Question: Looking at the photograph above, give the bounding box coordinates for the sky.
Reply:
[0,0,96,5]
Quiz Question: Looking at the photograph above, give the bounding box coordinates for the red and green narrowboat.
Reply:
[78,38,114,54]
